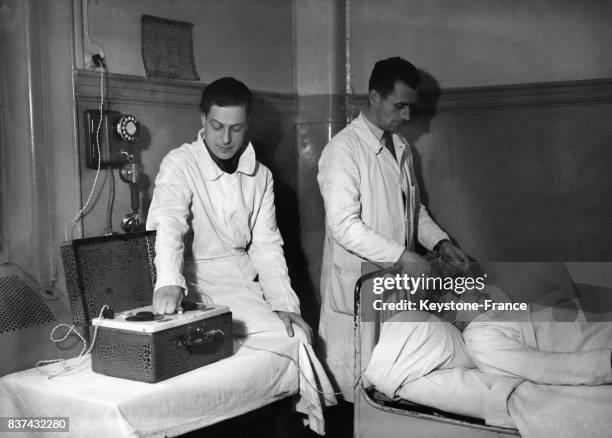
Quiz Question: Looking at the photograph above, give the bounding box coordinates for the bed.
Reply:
[0,333,319,437]
[353,265,612,438]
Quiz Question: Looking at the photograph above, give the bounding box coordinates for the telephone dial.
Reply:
[84,110,140,169]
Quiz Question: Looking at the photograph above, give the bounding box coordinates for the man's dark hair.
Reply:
[368,57,421,98]
[199,77,252,115]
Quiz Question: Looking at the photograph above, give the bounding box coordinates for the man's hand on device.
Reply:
[153,285,184,314]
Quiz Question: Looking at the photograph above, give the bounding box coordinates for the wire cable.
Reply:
[35,305,108,379]
[64,64,105,241]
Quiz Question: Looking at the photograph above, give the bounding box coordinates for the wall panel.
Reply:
[348,79,612,262]
[350,0,612,90]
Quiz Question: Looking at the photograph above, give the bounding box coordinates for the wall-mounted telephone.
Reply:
[83,109,144,233]
[84,110,140,169]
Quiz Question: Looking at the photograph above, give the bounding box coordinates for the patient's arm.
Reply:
[463,321,612,386]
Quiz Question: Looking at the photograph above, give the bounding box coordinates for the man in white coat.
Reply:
[147,77,311,337]
[146,78,336,432]
[317,57,470,401]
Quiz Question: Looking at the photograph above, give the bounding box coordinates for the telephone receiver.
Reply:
[84,110,140,169]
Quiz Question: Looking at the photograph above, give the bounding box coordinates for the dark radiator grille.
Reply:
[0,275,55,333]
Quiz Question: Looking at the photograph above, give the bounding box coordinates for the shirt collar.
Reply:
[355,111,407,155]
[361,111,385,142]
[195,128,256,180]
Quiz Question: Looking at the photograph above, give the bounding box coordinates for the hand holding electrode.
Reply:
[153,285,184,314]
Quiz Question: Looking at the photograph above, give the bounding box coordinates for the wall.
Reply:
[293,0,346,322]
[86,0,294,93]
[350,0,612,90]
[404,82,612,261]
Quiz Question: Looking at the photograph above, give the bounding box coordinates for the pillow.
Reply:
[363,310,475,399]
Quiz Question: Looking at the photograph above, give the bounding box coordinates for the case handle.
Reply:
[178,329,225,355]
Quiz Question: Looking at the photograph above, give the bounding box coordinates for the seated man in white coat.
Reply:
[317,57,470,401]
[146,77,335,431]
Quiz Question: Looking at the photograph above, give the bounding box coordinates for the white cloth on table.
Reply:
[0,337,298,438]
[317,112,449,400]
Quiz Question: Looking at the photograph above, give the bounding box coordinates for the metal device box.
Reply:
[91,304,233,383]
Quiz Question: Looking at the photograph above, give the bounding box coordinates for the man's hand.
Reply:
[275,311,313,345]
[437,240,470,272]
[397,248,431,276]
[153,285,184,314]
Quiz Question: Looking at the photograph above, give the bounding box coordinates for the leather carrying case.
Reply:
[91,305,233,382]
[61,231,233,382]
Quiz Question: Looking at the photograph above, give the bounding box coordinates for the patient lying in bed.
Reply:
[363,262,612,437]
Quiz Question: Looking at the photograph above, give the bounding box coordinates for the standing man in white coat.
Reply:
[317,57,470,401]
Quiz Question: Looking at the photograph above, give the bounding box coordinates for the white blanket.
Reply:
[397,367,520,428]
[463,306,612,437]
[365,308,612,437]
[509,381,612,438]
[463,307,612,386]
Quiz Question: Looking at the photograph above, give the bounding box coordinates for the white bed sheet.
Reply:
[396,367,520,429]
[0,336,300,438]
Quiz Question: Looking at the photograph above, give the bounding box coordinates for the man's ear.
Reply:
[369,89,380,106]
[200,112,207,127]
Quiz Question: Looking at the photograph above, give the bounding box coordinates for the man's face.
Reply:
[201,104,248,159]
[370,80,418,132]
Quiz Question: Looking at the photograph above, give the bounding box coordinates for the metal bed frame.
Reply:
[352,266,520,437]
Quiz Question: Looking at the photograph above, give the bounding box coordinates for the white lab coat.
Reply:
[146,129,301,334]
[146,130,336,433]
[317,113,449,400]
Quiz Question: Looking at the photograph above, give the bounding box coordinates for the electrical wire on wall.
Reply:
[64,61,105,242]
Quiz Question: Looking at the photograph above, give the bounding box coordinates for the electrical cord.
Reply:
[64,62,105,242]
[35,305,108,379]
[237,339,343,400]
